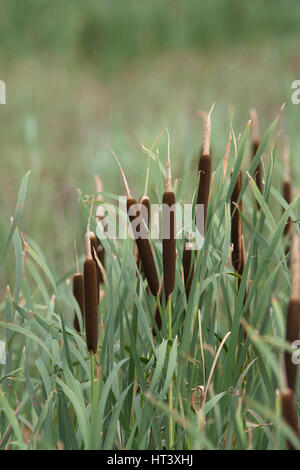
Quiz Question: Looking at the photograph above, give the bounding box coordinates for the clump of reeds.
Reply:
[84,229,99,354]
[284,233,300,392]
[280,388,300,450]
[110,147,159,296]
[162,130,176,300]
[250,108,262,197]
[196,104,214,233]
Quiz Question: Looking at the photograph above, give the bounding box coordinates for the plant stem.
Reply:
[91,351,95,405]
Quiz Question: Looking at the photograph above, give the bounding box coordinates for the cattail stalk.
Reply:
[196,104,214,233]
[284,233,300,391]
[72,273,85,332]
[162,130,176,300]
[110,146,159,296]
[84,231,99,354]
[280,388,300,449]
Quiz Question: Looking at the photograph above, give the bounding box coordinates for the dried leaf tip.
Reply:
[107,145,132,198]
[85,230,93,260]
[223,131,232,178]
[165,128,172,192]
[198,103,215,156]
[249,108,259,143]
[291,233,300,302]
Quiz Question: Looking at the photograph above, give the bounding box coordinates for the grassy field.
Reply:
[0,1,300,450]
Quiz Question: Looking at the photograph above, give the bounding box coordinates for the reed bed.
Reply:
[1,107,300,450]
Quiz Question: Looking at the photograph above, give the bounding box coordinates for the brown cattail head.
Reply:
[196,154,211,233]
[280,388,300,449]
[231,170,243,273]
[135,196,151,272]
[285,234,300,391]
[72,273,85,332]
[182,242,194,301]
[162,191,176,299]
[196,105,214,233]
[84,257,99,354]
[127,197,159,296]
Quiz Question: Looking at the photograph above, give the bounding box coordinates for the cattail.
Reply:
[72,273,85,332]
[109,146,159,296]
[182,242,194,301]
[250,108,262,196]
[84,231,99,354]
[282,141,293,237]
[280,388,300,449]
[284,233,300,391]
[162,129,176,299]
[231,170,243,273]
[196,104,214,233]
[135,196,151,272]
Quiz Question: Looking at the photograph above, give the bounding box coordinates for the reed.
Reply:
[280,388,300,450]
[162,130,176,300]
[89,232,101,301]
[182,242,194,301]
[72,272,85,332]
[110,147,159,296]
[196,104,214,233]
[250,108,262,197]
[284,233,300,391]
[84,230,99,354]
[231,170,243,274]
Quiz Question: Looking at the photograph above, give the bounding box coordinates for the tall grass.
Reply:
[0,109,299,450]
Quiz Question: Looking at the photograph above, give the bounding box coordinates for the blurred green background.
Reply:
[1,0,300,298]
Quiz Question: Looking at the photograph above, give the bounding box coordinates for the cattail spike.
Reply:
[165,128,172,192]
[107,145,132,198]
[85,230,93,260]
[198,103,215,156]
[84,258,99,354]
